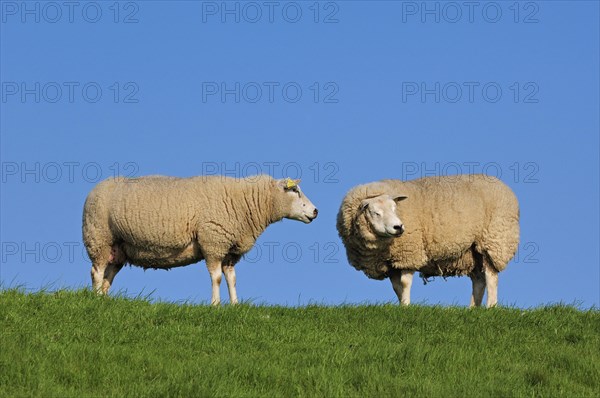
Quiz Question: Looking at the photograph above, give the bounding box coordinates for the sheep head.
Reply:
[357,194,407,239]
[273,178,319,224]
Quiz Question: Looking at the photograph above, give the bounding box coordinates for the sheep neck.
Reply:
[241,179,276,241]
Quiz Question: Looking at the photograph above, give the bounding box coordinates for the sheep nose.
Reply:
[313,209,319,217]
[393,224,404,233]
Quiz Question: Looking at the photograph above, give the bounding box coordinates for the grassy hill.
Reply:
[0,289,598,397]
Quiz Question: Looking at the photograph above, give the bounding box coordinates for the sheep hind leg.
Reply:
[484,259,499,308]
[101,263,124,294]
[222,254,241,305]
[389,269,415,306]
[101,244,126,294]
[91,244,125,295]
[91,262,106,294]
[469,270,485,307]
[469,249,485,307]
[90,246,111,294]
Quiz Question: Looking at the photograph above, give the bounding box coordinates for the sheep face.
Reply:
[360,195,407,238]
[275,179,318,224]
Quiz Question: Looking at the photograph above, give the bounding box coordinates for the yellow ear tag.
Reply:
[285,178,297,189]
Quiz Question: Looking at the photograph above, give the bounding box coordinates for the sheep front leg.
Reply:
[389,269,415,306]
[206,258,223,306]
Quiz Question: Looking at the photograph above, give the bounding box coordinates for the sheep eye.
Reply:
[374,212,381,217]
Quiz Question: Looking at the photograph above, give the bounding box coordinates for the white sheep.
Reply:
[336,175,519,307]
[82,175,318,305]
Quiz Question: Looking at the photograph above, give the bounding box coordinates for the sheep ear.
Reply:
[277,179,289,190]
[360,200,370,212]
[394,195,408,202]
[280,177,299,190]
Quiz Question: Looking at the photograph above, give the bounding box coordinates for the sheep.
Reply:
[82,175,318,305]
[336,175,519,307]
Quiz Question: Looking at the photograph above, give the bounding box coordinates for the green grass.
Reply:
[1,289,598,397]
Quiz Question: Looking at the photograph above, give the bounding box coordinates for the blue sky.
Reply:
[1,1,598,307]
